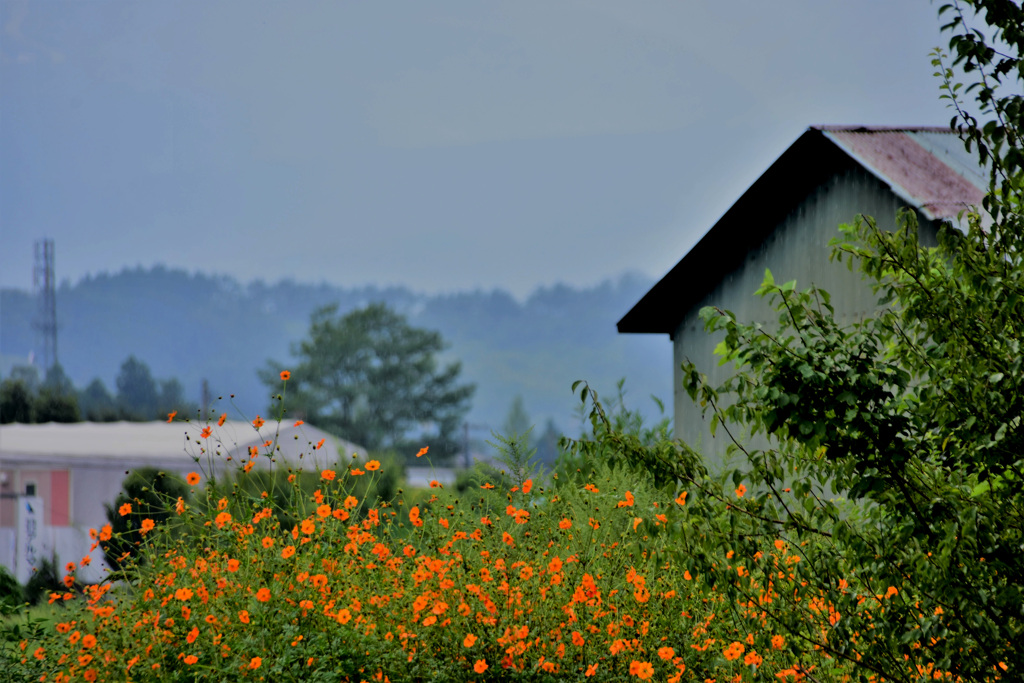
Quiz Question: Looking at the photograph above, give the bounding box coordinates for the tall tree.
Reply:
[115,356,159,420]
[263,303,475,458]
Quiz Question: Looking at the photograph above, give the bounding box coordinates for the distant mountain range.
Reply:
[0,267,672,444]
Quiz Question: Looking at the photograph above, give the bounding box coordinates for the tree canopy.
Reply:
[264,303,475,458]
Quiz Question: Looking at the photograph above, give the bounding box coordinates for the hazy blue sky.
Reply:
[2,1,958,298]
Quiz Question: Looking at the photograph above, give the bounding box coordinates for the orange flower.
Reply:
[166,411,177,423]
[416,446,429,458]
[463,633,478,647]
[184,655,198,665]
[658,647,675,660]
[735,483,746,498]
[281,545,295,559]
[175,587,193,601]
[315,438,325,450]
[585,663,598,677]
[572,631,585,647]
[140,518,155,535]
[480,482,494,489]
[280,370,291,381]
[256,588,271,602]
[344,496,359,510]
[186,626,200,644]
[629,661,654,680]
[249,656,263,669]
[350,468,365,476]
[502,532,515,547]
[321,469,336,481]
[409,507,423,528]
[522,479,533,494]
[82,634,96,649]
[239,610,250,624]
[316,504,332,518]
[227,559,240,572]
[559,518,572,529]
[217,413,227,427]
[675,491,687,506]
[118,503,132,516]
[99,524,112,540]
[617,490,635,508]
[252,416,265,429]
[300,519,316,534]
[34,647,45,660]
[262,537,274,549]
[215,511,232,529]
[584,484,599,493]
[366,460,380,471]
[175,496,186,514]
[294,420,304,426]
[723,641,744,661]
[430,480,442,488]
[474,659,488,674]
[200,426,212,439]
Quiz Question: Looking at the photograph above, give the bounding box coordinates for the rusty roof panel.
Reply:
[822,129,985,219]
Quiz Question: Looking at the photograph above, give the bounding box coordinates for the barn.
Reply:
[617,126,987,462]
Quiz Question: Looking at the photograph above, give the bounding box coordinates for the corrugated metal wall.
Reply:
[672,167,939,468]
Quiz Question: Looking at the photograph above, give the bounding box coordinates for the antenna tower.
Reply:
[33,239,57,372]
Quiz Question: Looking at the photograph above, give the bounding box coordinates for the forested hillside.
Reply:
[0,267,670,440]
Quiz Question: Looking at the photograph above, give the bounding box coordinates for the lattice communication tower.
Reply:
[33,238,57,372]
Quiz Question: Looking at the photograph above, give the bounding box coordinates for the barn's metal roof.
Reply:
[0,420,366,469]
[617,126,987,335]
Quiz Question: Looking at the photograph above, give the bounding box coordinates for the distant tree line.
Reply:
[0,355,196,424]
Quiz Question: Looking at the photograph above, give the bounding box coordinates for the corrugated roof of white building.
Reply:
[0,420,366,470]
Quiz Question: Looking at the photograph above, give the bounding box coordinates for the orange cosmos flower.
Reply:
[140,519,155,535]
[239,610,250,624]
[280,370,291,381]
[344,496,359,510]
[585,663,598,677]
[175,587,193,601]
[293,420,304,426]
[502,532,515,547]
[735,483,747,498]
[252,416,265,429]
[300,519,316,534]
[629,661,654,680]
[184,655,198,665]
[249,656,263,669]
[409,507,423,527]
[82,634,96,649]
[217,413,227,426]
[315,438,325,450]
[99,524,112,541]
[316,504,332,518]
[281,545,295,559]
[186,626,199,644]
[227,559,240,572]
[658,647,675,660]
[480,482,494,489]
[33,647,45,661]
[166,411,177,423]
[474,660,488,674]
[256,588,271,602]
[175,497,186,514]
[559,518,572,529]
[430,480,442,488]
[118,503,131,516]
[617,491,635,508]
[321,469,336,481]
[365,460,380,471]
[350,468,365,476]
[675,491,687,506]
[522,479,533,494]
[584,483,599,493]
[463,633,477,647]
[200,426,212,439]
[215,512,232,529]
[416,446,429,458]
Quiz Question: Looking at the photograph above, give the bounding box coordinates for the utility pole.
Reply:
[32,239,57,372]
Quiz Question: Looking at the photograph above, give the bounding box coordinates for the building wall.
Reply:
[671,168,939,467]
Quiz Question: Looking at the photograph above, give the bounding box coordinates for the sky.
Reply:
[1,1,961,299]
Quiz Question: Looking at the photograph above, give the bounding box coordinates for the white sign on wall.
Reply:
[15,496,47,585]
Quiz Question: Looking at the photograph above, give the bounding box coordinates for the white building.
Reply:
[0,420,365,583]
